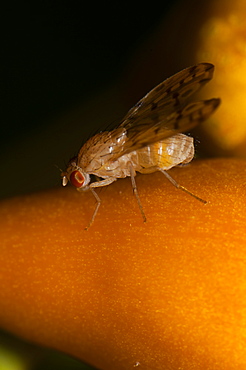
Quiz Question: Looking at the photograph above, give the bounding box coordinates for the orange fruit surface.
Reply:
[0,158,246,369]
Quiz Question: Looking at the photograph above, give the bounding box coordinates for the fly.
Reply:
[62,63,220,229]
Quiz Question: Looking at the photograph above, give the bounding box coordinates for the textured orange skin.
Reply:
[0,158,246,369]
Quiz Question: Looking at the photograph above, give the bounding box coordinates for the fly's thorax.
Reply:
[77,128,127,173]
[62,159,90,190]
[78,153,132,179]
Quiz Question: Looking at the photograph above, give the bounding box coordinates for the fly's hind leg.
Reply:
[129,164,147,222]
[158,168,207,204]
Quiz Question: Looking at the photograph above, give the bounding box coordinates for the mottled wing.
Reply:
[120,63,215,130]
[125,98,220,152]
[108,63,220,159]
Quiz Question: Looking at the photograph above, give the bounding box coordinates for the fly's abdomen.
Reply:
[134,133,194,172]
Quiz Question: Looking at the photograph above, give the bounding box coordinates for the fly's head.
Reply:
[61,157,90,191]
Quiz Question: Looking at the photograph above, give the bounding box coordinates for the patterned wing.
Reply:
[121,63,215,130]
[109,63,220,159]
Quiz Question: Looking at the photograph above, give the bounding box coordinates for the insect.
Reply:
[62,63,220,229]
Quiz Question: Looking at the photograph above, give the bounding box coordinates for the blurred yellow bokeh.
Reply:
[195,1,246,155]
[124,0,246,157]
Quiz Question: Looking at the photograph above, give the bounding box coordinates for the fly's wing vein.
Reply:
[109,98,220,160]
[107,63,220,161]
[120,63,215,131]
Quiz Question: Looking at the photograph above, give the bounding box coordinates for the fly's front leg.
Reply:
[158,168,207,204]
[86,177,117,230]
[129,165,147,223]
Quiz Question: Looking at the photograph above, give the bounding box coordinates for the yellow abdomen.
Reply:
[132,133,194,173]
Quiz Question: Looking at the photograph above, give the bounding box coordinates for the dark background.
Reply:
[1,1,186,199]
[2,2,175,144]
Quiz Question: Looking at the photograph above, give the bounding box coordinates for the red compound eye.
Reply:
[70,170,84,188]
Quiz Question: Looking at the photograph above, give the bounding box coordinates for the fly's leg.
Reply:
[158,168,207,204]
[85,188,101,230]
[85,177,117,230]
[129,165,147,222]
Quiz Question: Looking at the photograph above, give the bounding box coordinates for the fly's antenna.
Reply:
[54,164,63,173]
